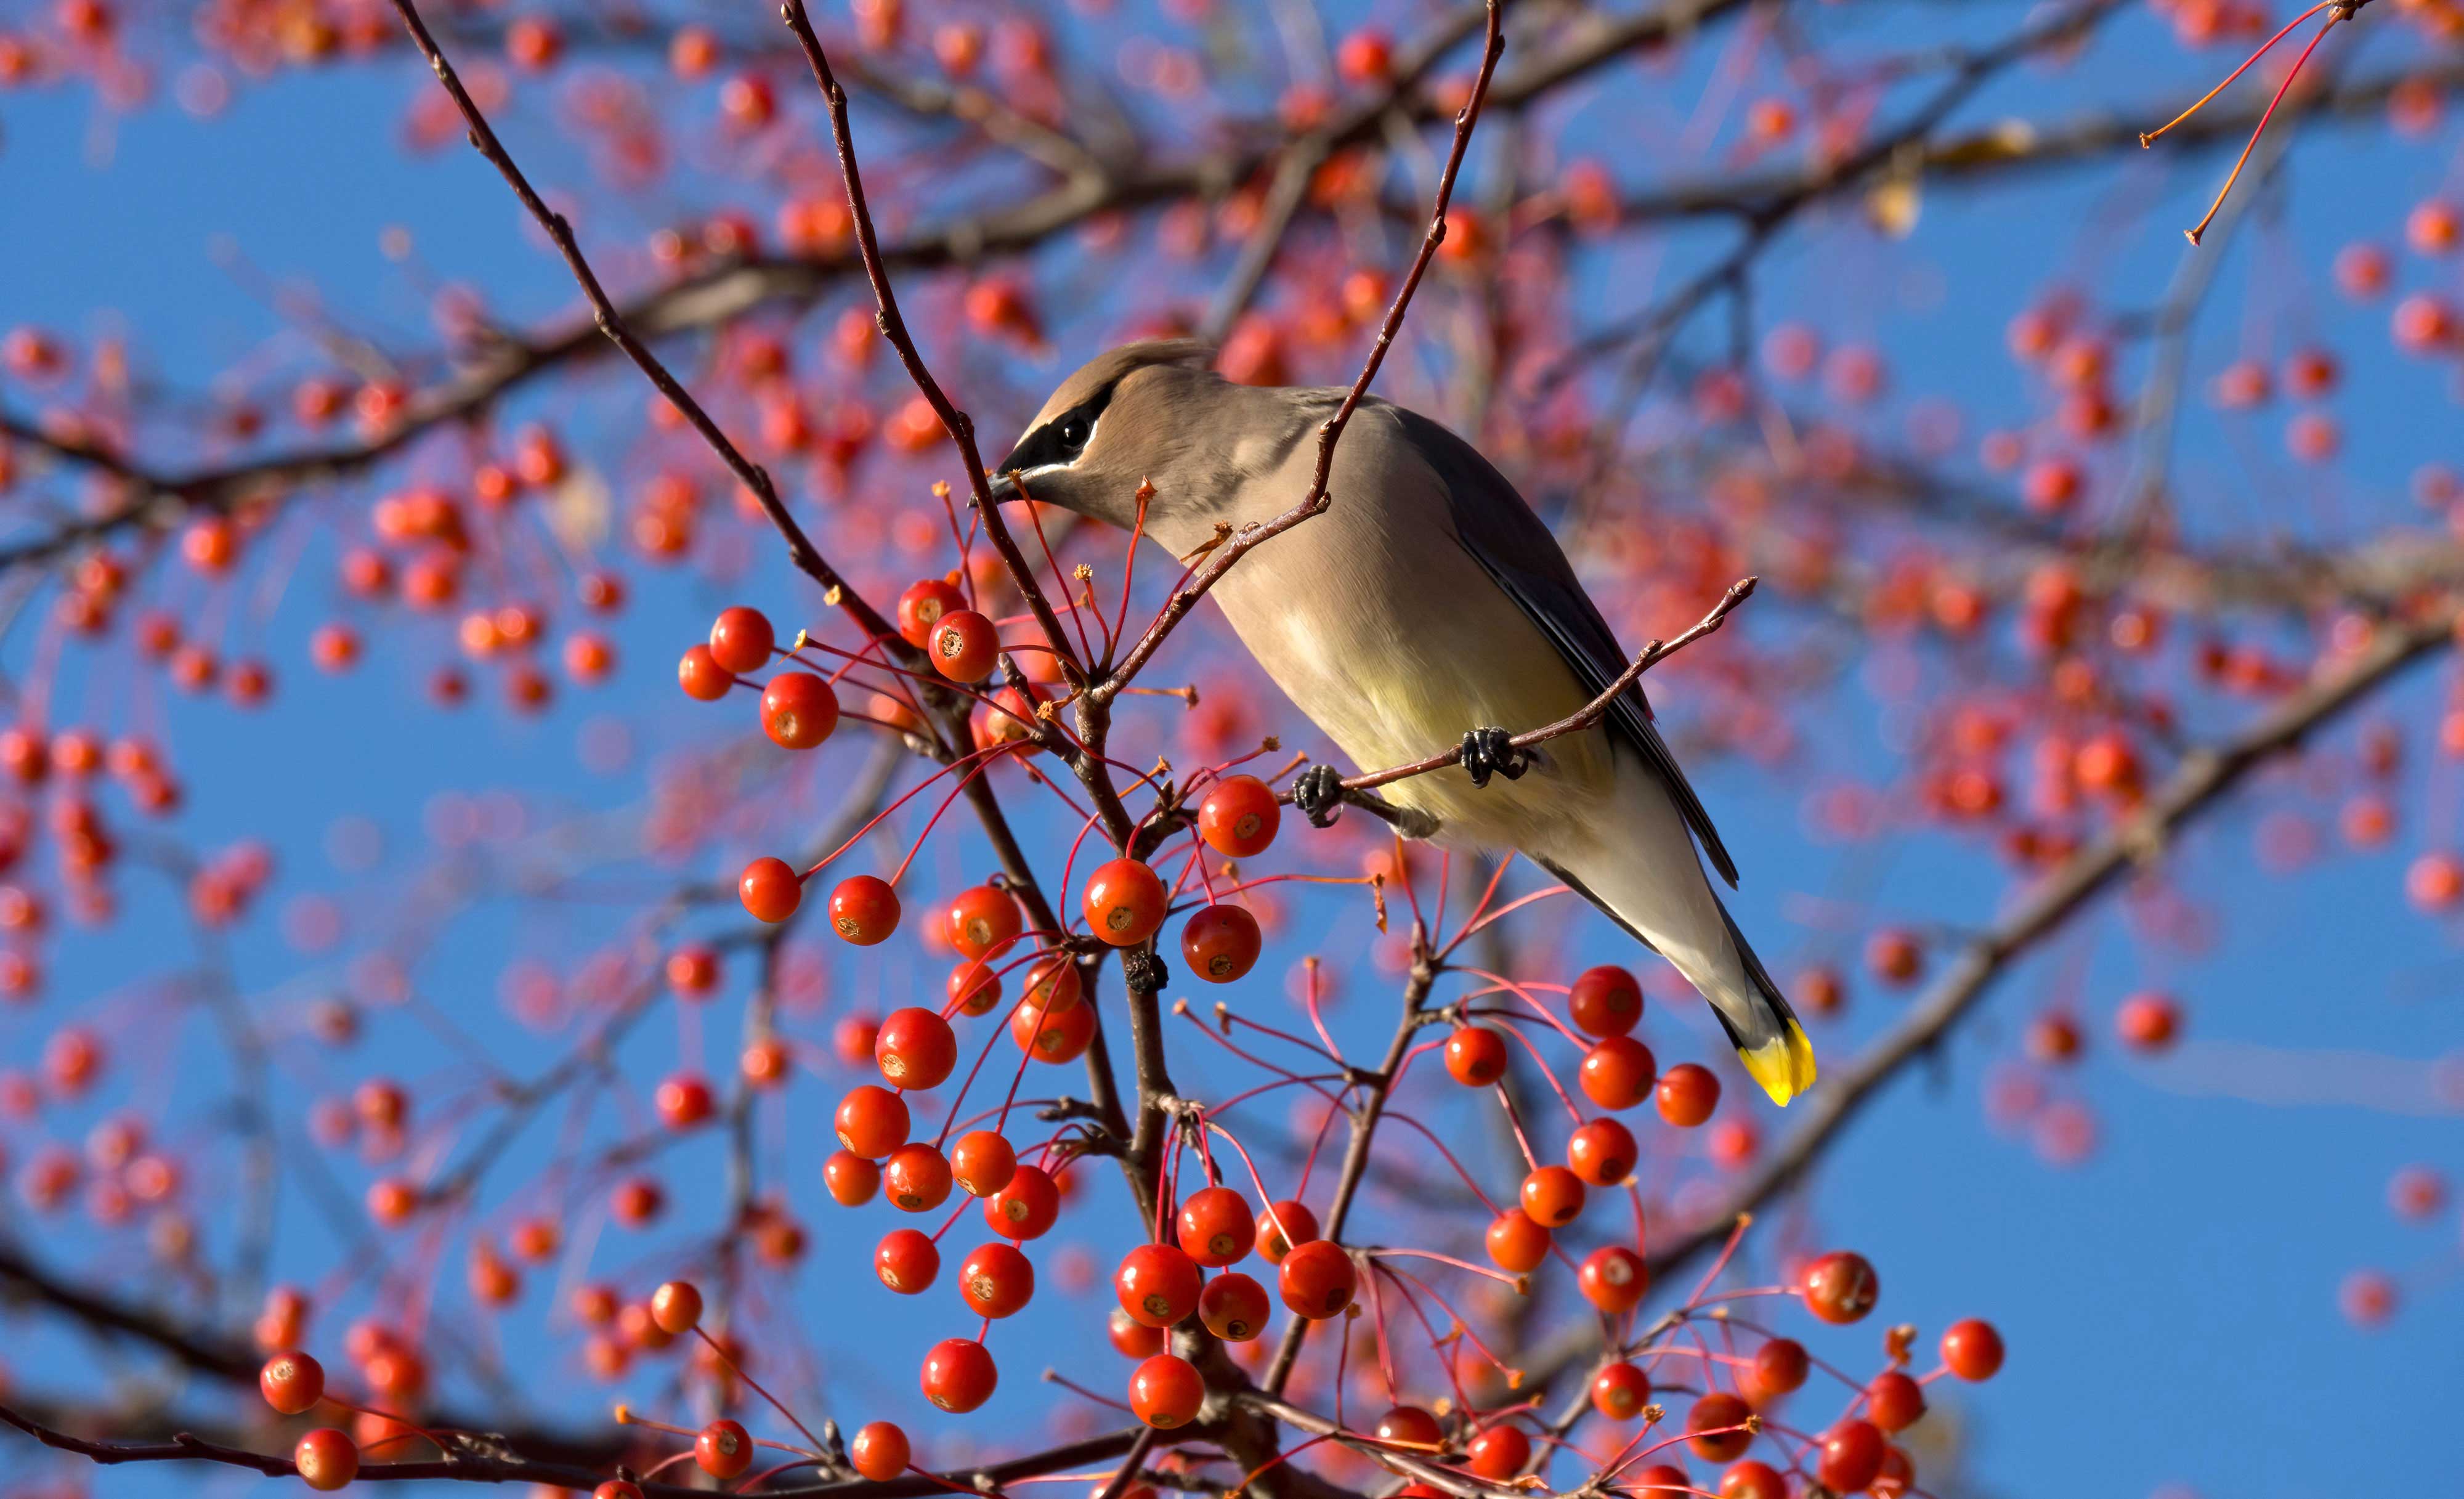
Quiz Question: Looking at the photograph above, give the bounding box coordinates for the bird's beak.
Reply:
[985,471,1023,505]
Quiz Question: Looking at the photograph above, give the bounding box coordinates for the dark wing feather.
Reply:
[1388,405,1740,888]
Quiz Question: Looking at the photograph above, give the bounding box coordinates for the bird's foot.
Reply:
[1292,764,1346,828]
[1461,726,1528,789]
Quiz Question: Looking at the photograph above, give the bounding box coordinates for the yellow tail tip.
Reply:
[1738,1020,1818,1107]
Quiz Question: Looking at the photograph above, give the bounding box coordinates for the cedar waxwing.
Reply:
[991,341,1816,1105]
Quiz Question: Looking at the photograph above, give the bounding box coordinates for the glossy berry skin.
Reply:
[883,1144,954,1213]
[1566,1118,1637,1186]
[875,1228,939,1293]
[1590,1361,1651,1421]
[1719,1460,1788,1499]
[1465,1425,1532,1480]
[1198,776,1280,857]
[1130,1352,1205,1429]
[1686,1393,1753,1460]
[1485,1209,1550,1273]
[1577,1246,1649,1313]
[1374,1406,1443,1449]
[1082,859,1167,947]
[739,857,802,922]
[851,1422,910,1482]
[1579,1036,1656,1110]
[707,607,775,674]
[1818,1420,1887,1493]
[929,609,1001,681]
[678,644,734,701]
[1108,1307,1167,1358]
[835,1086,910,1158]
[829,875,901,945]
[1116,1242,1203,1327]
[946,886,1023,960]
[1570,965,1643,1035]
[1181,904,1262,982]
[1445,1025,1509,1086]
[1800,1250,1879,1323]
[1277,1238,1356,1318]
[1941,1318,2004,1380]
[1255,1200,1319,1262]
[594,1484,646,1499]
[761,672,839,749]
[1656,1063,1720,1127]
[985,1164,1060,1240]
[875,1007,957,1089]
[1176,1185,1254,1267]
[1010,996,1095,1063]
[959,1241,1036,1318]
[948,958,1003,1016]
[651,1280,703,1334]
[1520,1165,1586,1227]
[950,1131,1018,1198]
[1866,1371,1925,1432]
[294,1429,360,1491]
[1199,1271,1270,1341]
[1752,1338,1808,1395]
[825,1150,880,1206]
[697,1420,754,1479]
[261,1351,325,1415]
[897,579,966,647]
[1019,952,1082,1012]
[921,1338,998,1412]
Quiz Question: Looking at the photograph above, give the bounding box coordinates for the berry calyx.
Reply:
[1115,1242,1203,1327]
[1181,903,1262,982]
[761,673,840,749]
[1176,1185,1254,1267]
[1199,1271,1270,1341]
[1591,1361,1651,1421]
[876,1007,958,1089]
[950,1131,1019,1198]
[1082,858,1167,947]
[696,1418,754,1479]
[875,1228,939,1293]
[958,1241,1036,1318]
[829,875,901,944]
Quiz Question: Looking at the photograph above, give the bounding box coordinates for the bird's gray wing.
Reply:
[1387,405,1740,888]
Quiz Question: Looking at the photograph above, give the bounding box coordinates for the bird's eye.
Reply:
[1057,417,1088,451]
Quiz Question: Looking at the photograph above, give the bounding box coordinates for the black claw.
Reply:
[1292,764,1346,828]
[1461,726,1527,789]
[1121,948,1169,993]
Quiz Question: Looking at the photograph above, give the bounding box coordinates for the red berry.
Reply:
[1198,776,1280,857]
[1801,1250,1879,1324]
[1632,1466,1692,1495]
[1199,1271,1270,1341]
[876,1007,958,1089]
[1566,1118,1637,1186]
[697,1419,754,1479]
[1445,1025,1509,1086]
[1570,965,1643,1035]
[1656,1063,1720,1127]
[1255,1199,1319,1262]
[1276,1238,1356,1318]
[1116,1242,1203,1327]
[829,875,901,944]
[1719,1461,1786,1499]
[1519,1165,1586,1227]
[1591,1360,1651,1420]
[949,957,1003,1016]
[650,1280,703,1334]
[761,672,840,748]
[261,1351,325,1415]
[1010,995,1096,1063]
[825,1150,880,1207]
[851,1421,910,1482]
[1941,1318,2004,1380]
[985,1163,1060,1240]
[1577,1245,1649,1313]
[656,1073,714,1129]
[707,606,775,674]
[920,1338,997,1412]
[1866,1371,1925,1432]
[678,644,734,701]
[1752,1338,1808,1395]
[1686,1393,1753,1460]
[875,1227,939,1293]
[1108,1306,1166,1358]
[2115,991,2180,1052]
[1376,1406,1443,1448]
[898,579,966,647]
[930,609,1001,681]
[959,1241,1035,1318]
[1817,1420,1886,1493]
[1019,951,1082,1012]
[950,1131,1018,1198]
[1082,858,1166,947]
[883,1143,954,1212]
[946,885,1023,960]
[1465,1425,1531,1480]
[1130,1352,1205,1428]
[1181,903,1262,982]
[1580,1036,1656,1110]
[1485,1209,1550,1272]
[294,1429,360,1491]
[835,1085,910,1158]
[739,857,803,922]
[1177,1185,1254,1266]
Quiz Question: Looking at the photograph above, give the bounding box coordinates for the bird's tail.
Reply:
[1538,757,1817,1106]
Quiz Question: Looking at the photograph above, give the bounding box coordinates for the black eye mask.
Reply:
[994,378,1121,477]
